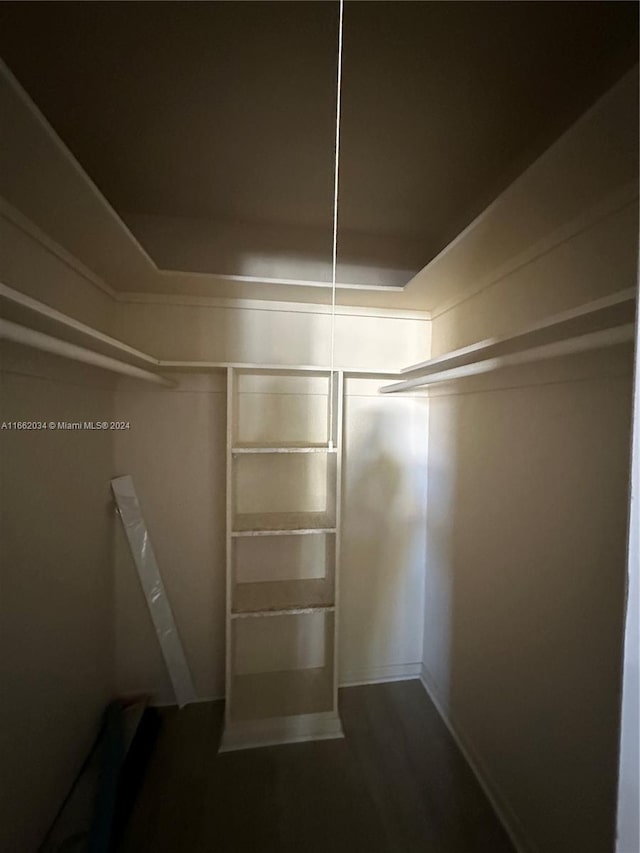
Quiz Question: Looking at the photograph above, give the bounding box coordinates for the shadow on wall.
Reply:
[423,350,634,853]
[342,406,427,680]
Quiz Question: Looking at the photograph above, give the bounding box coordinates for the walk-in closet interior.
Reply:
[0,3,638,853]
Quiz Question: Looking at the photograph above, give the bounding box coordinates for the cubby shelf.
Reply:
[231,606,336,619]
[232,511,336,535]
[233,578,334,615]
[230,667,334,721]
[232,528,336,538]
[232,443,337,454]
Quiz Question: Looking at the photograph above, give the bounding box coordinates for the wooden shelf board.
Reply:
[232,511,336,535]
[382,290,636,394]
[233,443,337,454]
[233,578,334,615]
[232,606,335,619]
[0,282,159,368]
[232,528,336,538]
[229,667,334,721]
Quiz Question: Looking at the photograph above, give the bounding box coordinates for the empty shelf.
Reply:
[233,578,334,615]
[232,606,335,619]
[232,512,336,535]
[381,289,636,393]
[233,443,337,454]
[230,667,334,721]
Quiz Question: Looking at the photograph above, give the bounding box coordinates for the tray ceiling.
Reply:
[0,1,637,294]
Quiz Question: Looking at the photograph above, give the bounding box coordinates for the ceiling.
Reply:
[0,1,638,290]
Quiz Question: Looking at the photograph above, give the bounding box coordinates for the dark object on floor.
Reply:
[38,699,156,853]
[111,708,162,848]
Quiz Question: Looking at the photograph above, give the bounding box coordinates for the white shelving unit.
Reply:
[381,289,636,393]
[220,367,345,752]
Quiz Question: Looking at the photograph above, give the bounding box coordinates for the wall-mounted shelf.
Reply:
[381,289,636,393]
[0,282,158,368]
[0,284,404,381]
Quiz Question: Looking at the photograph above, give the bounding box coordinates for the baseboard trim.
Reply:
[419,665,535,853]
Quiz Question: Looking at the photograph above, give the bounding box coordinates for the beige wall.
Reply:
[424,353,633,853]
[616,282,639,853]
[341,377,428,685]
[115,298,429,371]
[113,373,226,703]
[422,121,637,852]
[0,343,116,853]
[0,210,116,335]
[431,200,638,356]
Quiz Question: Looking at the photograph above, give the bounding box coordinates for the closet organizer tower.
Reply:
[220,367,344,751]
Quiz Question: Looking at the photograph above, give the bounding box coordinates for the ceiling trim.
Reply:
[116,291,431,321]
[2,58,637,314]
[0,59,159,271]
[404,65,639,318]
[0,196,117,299]
[157,269,404,293]
[431,182,638,320]
[1,191,427,321]
[1,60,407,296]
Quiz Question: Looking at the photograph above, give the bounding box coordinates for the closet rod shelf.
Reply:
[381,289,636,394]
[0,317,175,387]
[0,281,160,369]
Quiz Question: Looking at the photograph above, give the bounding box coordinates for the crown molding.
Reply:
[117,291,431,321]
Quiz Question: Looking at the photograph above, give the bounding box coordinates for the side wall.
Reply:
[422,154,637,853]
[0,343,116,853]
[616,279,640,853]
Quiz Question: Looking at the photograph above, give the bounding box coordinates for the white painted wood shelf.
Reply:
[0,282,400,384]
[233,577,335,615]
[232,511,336,535]
[221,367,344,752]
[381,289,636,393]
[232,443,338,454]
[0,282,174,386]
[232,606,336,619]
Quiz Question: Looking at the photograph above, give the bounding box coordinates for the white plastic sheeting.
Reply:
[111,475,196,707]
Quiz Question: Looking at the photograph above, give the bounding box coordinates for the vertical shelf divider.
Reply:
[224,367,234,734]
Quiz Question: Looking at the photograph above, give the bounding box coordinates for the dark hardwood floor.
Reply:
[117,680,515,853]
